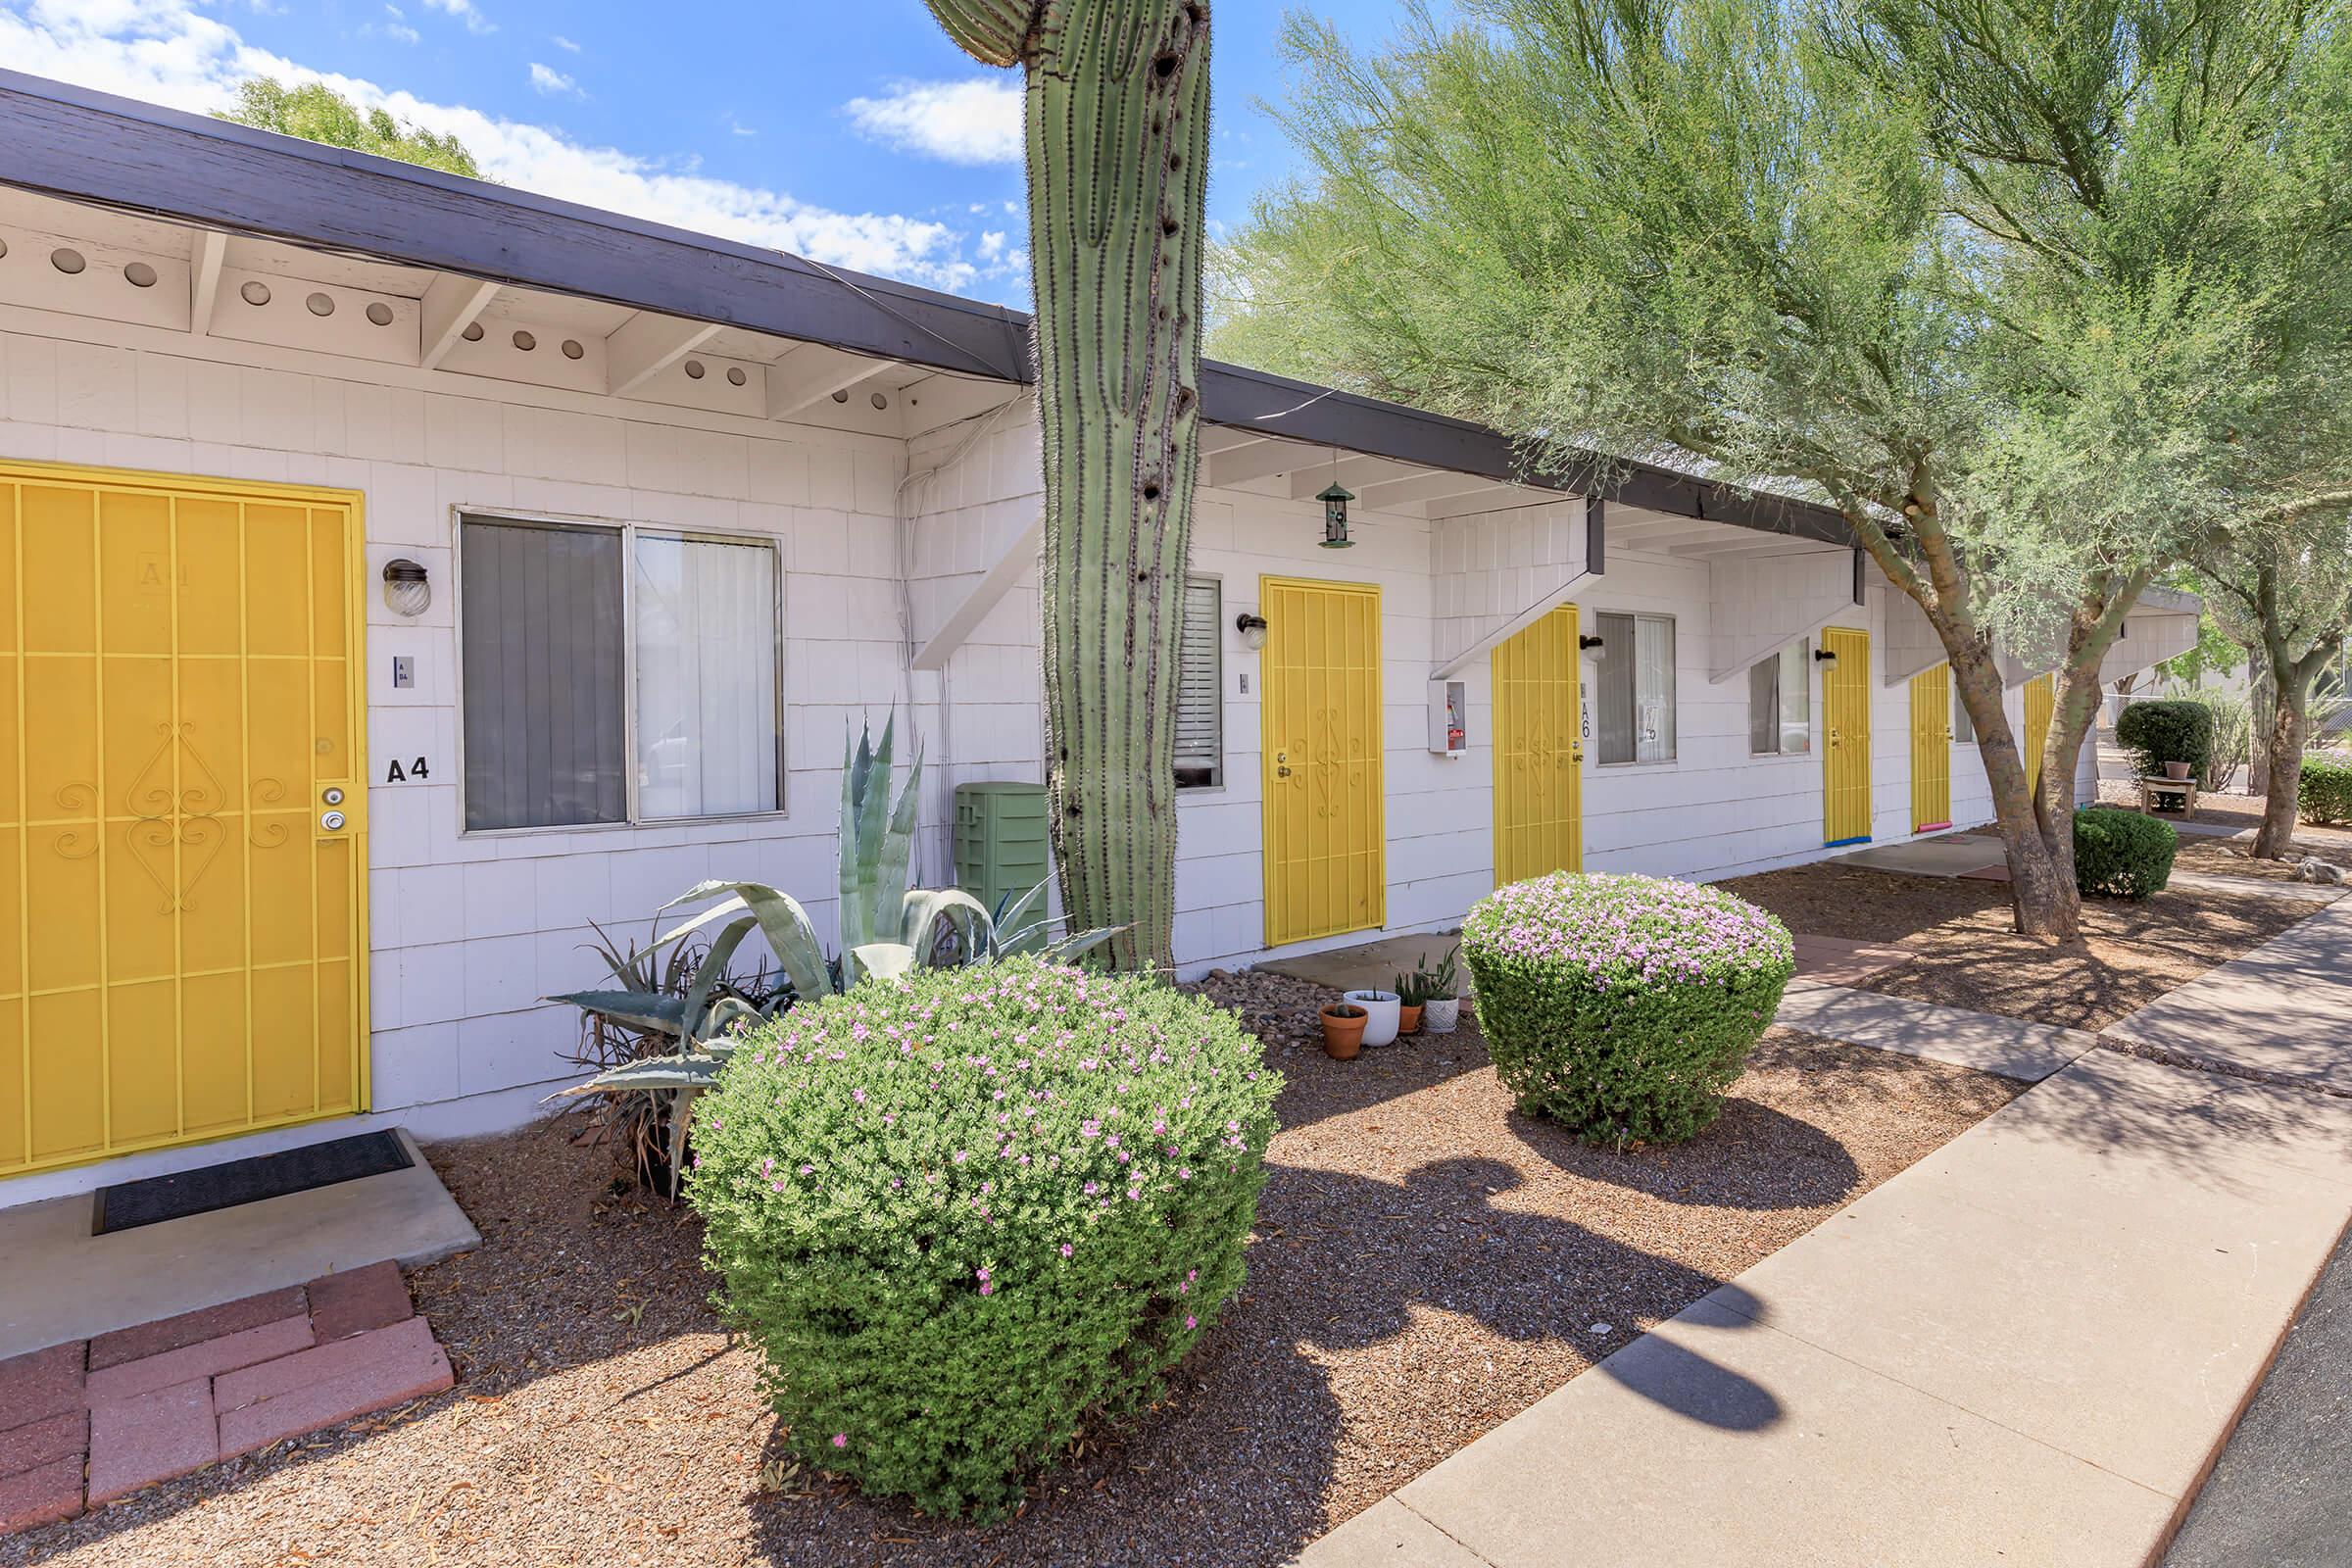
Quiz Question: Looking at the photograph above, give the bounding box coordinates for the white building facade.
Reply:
[0,74,2196,1204]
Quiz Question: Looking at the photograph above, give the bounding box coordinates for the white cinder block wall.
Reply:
[0,319,908,1144]
[0,307,2092,1187]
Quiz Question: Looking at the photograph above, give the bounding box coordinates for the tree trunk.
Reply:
[2256,697,2304,857]
[1949,638,2082,939]
[922,0,1211,972]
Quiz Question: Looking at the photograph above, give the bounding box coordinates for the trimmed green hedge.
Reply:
[2117,700,2216,784]
[1461,872,1793,1148]
[687,957,1281,1517]
[2304,751,2352,825]
[2074,808,2177,901]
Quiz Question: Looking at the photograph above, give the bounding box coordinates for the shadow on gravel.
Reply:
[1509,1099,1864,1212]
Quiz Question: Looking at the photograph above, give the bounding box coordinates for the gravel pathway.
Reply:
[6,975,2021,1568]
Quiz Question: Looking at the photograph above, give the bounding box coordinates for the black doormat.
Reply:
[93,1131,414,1236]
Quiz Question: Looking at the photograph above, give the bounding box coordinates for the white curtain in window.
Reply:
[1778,642,1812,755]
[633,535,779,819]
[1634,614,1676,762]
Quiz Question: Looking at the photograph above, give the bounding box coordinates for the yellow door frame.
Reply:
[1,458,370,1179]
[1821,625,1873,846]
[1910,664,1954,833]
[1492,604,1584,885]
[1258,575,1386,948]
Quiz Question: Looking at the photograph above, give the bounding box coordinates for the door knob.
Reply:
[320,809,346,832]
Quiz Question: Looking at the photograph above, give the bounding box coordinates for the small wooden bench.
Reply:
[2139,776,2198,815]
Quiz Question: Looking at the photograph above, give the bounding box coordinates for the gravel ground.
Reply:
[1724,857,2324,1031]
[5,976,2021,1568]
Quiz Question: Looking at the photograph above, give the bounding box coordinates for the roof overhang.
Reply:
[0,68,1854,547]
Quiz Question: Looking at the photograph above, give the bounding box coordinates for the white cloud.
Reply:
[526,61,577,97]
[420,0,492,34]
[549,32,579,52]
[365,5,418,44]
[0,0,991,291]
[845,77,1022,165]
[978,229,1005,260]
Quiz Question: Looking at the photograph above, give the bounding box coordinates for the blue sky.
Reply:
[0,0,1436,307]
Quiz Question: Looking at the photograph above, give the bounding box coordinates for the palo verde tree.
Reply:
[2197,517,2352,856]
[1213,0,2351,939]
[920,0,1212,972]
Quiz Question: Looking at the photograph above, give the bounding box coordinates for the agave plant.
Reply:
[549,714,1122,1196]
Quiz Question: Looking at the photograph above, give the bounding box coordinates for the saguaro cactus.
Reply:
[921,0,1211,973]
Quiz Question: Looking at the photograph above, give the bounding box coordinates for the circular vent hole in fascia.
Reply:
[726,367,748,386]
[240,280,271,307]
[684,360,708,379]
[51,248,85,275]
[123,262,158,289]
[306,292,335,318]
[462,321,485,341]
[562,339,584,360]
[366,302,395,326]
[512,329,537,352]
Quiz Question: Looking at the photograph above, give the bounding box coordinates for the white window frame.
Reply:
[454,507,788,835]
[1748,639,1814,757]
[1593,610,1679,766]
[1175,573,1225,792]
[1952,676,1975,745]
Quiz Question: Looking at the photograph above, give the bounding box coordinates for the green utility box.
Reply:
[954,781,1052,920]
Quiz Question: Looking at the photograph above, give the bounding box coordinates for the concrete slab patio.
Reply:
[2106,897,2352,1095]
[0,1129,479,1362]
[1296,1046,2352,1567]
[1257,932,1463,997]
[1775,982,2096,1081]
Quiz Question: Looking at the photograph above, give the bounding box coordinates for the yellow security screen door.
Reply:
[0,463,368,1178]
[2023,673,2056,792]
[1821,626,1873,845]
[1261,576,1385,948]
[1910,665,1953,832]
[1493,606,1583,885]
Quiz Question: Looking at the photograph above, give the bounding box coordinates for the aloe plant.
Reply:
[551,713,1125,1195]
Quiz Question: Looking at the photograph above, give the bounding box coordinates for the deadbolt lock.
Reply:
[322,786,345,807]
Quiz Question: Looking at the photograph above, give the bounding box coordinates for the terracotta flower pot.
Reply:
[1320,1004,1367,1060]
[1397,1004,1424,1036]
[2164,760,2193,781]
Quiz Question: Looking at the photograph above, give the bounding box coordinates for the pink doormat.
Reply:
[0,1261,452,1533]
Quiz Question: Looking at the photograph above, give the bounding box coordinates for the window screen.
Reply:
[1595,611,1677,763]
[1749,641,1811,755]
[461,518,627,831]
[462,517,782,830]
[1175,577,1223,789]
[1953,679,1976,743]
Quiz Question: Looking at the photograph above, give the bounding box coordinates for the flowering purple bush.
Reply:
[1461,872,1794,1146]
[686,956,1280,1516]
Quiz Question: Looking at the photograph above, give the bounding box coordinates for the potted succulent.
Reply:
[1392,967,1426,1036]
[1343,988,1402,1047]
[1320,1002,1367,1059]
[1416,946,1463,1035]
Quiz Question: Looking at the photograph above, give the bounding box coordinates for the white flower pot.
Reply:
[1343,990,1401,1047]
[1422,997,1461,1035]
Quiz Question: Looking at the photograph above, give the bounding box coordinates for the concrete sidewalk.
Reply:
[2106,898,2352,1094]
[1298,1052,2352,1568]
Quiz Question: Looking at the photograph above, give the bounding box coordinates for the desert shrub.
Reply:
[2303,751,2352,825]
[2073,808,2178,901]
[687,956,1281,1517]
[2117,699,2216,782]
[1461,873,1793,1148]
